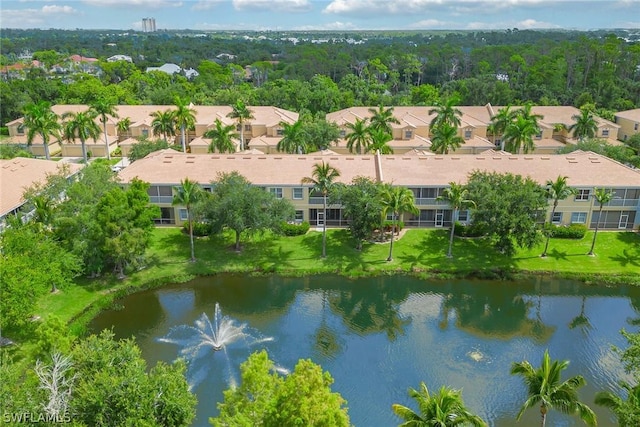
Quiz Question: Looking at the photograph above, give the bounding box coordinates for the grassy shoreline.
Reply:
[34,227,640,336]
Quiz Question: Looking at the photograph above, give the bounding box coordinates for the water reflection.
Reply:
[89,275,640,427]
[439,288,555,342]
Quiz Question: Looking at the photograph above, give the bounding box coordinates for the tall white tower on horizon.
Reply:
[142,18,156,33]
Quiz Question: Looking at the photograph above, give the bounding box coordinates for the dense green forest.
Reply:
[1,29,639,126]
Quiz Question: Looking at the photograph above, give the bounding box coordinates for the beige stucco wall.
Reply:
[616,117,639,142]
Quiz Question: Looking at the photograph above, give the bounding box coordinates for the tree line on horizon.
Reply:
[2,29,640,127]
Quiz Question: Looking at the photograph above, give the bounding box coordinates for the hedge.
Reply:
[280,221,310,236]
[544,223,587,239]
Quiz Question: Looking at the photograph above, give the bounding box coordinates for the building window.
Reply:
[295,210,304,222]
[571,212,587,224]
[602,129,609,137]
[269,187,283,199]
[276,128,284,136]
[575,189,590,201]
[464,129,472,139]
[142,129,149,137]
[340,129,346,138]
[293,187,303,200]
[457,210,469,223]
[634,123,638,131]
[179,208,188,221]
[244,124,252,131]
[405,130,413,139]
[552,212,562,224]
[17,125,25,135]
[535,132,542,139]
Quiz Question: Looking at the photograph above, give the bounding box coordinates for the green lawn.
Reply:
[37,227,640,332]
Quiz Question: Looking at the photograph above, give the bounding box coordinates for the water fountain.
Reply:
[157,303,273,388]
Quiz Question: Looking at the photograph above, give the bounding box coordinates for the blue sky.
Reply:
[1,0,638,31]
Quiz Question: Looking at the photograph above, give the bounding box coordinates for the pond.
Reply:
[89,274,640,427]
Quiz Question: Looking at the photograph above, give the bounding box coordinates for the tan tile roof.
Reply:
[380,150,640,187]
[615,109,640,122]
[119,149,377,186]
[118,149,640,189]
[1,158,82,215]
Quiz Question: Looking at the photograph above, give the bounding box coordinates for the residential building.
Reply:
[5,104,299,158]
[0,158,82,231]
[118,149,640,231]
[614,109,640,142]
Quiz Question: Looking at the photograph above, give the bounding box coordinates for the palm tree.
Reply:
[89,99,119,160]
[488,105,516,150]
[430,123,464,154]
[518,103,543,129]
[172,178,203,262]
[173,97,196,153]
[366,128,394,154]
[588,188,613,256]
[116,117,131,141]
[429,95,462,129]
[151,110,176,144]
[392,382,487,427]
[277,120,308,154]
[595,382,640,426]
[23,101,62,160]
[569,108,598,141]
[204,118,238,153]
[380,185,418,262]
[503,115,538,154]
[541,176,577,257]
[368,105,400,135]
[511,349,597,427]
[301,161,341,258]
[345,118,371,154]
[436,182,475,258]
[61,110,101,163]
[227,100,254,151]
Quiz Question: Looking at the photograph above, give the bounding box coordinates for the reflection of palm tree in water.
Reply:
[628,296,640,327]
[314,289,342,358]
[569,296,591,332]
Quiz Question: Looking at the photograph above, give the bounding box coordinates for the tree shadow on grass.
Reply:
[405,230,517,273]
[610,232,640,268]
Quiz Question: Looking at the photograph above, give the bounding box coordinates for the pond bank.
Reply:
[34,227,640,337]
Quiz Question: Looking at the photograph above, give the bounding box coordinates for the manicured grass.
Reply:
[36,227,640,334]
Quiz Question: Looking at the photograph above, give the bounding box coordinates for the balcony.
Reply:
[605,198,640,207]
[414,198,448,206]
[149,196,173,204]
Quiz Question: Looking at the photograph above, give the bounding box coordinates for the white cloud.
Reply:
[42,4,76,14]
[515,18,559,29]
[191,0,226,11]
[293,21,359,30]
[232,0,312,12]
[323,0,567,16]
[82,0,182,8]
[324,0,445,15]
[408,19,450,29]
[0,4,78,28]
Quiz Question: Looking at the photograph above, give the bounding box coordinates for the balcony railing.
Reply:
[414,198,449,206]
[149,196,173,204]
[605,198,640,207]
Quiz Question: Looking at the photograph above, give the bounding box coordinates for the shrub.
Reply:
[453,222,485,237]
[183,221,213,237]
[280,221,310,236]
[543,223,587,239]
[383,220,404,233]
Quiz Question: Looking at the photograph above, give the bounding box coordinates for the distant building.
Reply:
[142,17,156,33]
[107,55,133,63]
